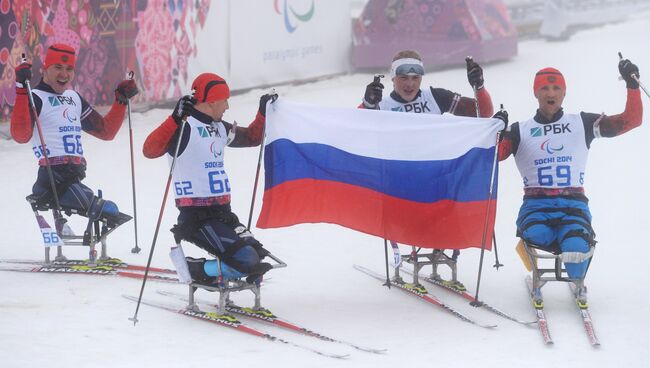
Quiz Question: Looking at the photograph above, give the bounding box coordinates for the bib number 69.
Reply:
[537,165,571,187]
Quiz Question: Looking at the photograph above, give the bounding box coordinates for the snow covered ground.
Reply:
[1,16,649,368]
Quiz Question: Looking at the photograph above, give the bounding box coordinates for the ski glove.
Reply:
[115,79,139,105]
[258,93,279,117]
[15,62,32,89]
[363,76,384,108]
[618,59,640,89]
[466,59,484,90]
[172,95,197,125]
[493,109,509,135]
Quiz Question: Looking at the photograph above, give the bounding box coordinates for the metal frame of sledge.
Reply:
[26,193,131,264]
[186,252,287,315]
[394,246,464,290]
[516,238,588,293]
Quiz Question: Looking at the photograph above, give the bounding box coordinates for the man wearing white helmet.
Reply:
[359,50,496,291]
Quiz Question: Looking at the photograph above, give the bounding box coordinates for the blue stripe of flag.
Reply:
[264,138,496,203]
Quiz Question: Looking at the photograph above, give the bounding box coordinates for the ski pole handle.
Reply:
[618,52,649,97]
[618,51,640,79]
[467,57,480,117]
[373,74,384,84]
[20,53,31,90]
[20,53,36,110]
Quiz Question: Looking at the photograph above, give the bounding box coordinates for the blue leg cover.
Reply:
[558,224,592,279]
[204,259,247,280]
[518,197,594,279]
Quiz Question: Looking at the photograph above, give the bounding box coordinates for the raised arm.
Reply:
[595,88,643,138]
[359,76,384,109]
[227,93,277,147]
[143,95,195,158]
[82,79,138,140]
[10,61,36,143]
[453,89,494,118]
[498,122,519,161]
[454,59,494,117]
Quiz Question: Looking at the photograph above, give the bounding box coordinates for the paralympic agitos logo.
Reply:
[274,0,315,33]
[540,139,564,154]
[62,108,78,123]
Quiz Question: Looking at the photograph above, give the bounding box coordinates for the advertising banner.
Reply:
[229,0,351,90]
[1,0,351,123]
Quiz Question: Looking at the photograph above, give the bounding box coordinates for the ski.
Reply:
[400,267,536,325]
[568,283,600,346]
[122,295,349,359]
[0,258,176,274]
[156,289,386,354]
[0,263,179,283]
[354,264,497,329]
[525,276,553,345]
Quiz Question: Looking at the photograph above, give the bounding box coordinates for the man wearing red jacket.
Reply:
[143,73,277,285]
[499,59,643,302]
[11,43,138,226]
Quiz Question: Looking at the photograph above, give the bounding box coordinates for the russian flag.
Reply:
[256,100,502,249]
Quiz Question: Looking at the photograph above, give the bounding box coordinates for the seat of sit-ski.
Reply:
[186,257,273,286]
[519,238,562,256]
[25,194,132,228]
[516,238,577,284]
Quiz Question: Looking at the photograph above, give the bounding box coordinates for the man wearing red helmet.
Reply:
[499,59,643,296]
[143,73,277,285]
[11,43,138,227]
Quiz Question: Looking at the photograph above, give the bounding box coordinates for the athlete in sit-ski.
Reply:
[498,60,643,298]
[359,50,496,289]
[360,49,494,117]
[11,43,138,228]
[143,73,277,285]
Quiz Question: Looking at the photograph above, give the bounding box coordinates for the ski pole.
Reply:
[372,72,389,290]
[467,57,503,271]
[246,89,276,229]
[246,124,265,230]
[383,239,391,288]
[22,54,67,261]
[632,75,650,98]
[470,111,504,307]
[23,55,62,219]
[124,71,141,254]
[492,233,504,270]
[130,116,189,325]
[618,52,650,98]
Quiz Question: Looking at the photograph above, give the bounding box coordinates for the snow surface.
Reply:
[1,17,649,368]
